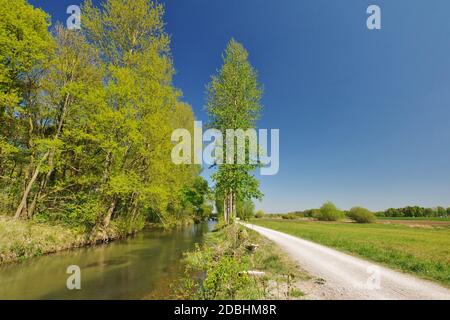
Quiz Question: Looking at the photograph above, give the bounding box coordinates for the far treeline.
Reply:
[0,0,216,237]
[278,203,450,221]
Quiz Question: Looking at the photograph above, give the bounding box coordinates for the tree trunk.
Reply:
[14,151,49,219]
[230,192,234,223]
[40,93,70,196]
[232,192,236,222]
[223,197,228,224]
[102,198,117,229]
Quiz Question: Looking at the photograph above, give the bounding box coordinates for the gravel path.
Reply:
[244,223,450,300]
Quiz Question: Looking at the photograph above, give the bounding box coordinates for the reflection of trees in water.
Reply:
[0,223,213,299]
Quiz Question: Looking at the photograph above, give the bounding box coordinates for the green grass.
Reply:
[251,219,450,286]
[0,215,86,264]
[175,223,308,300]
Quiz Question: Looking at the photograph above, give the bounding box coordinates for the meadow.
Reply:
[251,219,450,286]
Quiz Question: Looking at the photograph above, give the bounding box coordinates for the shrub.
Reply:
[254,210,265,218]
[347,207,376,223]
[315,201,344,221]
[237,200,255,221]
[281,214,297,220]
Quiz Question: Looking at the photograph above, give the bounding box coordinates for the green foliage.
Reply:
[0,0,205,234]
[176,225,306,300]
[182,176,212,222]
[282,214,298,220]
[0,0,54,213]
[236,199,255,221]
[254,210,265,218]
[206,39,263,223]
[315,201,344,221]
[347,207,376,223]
[382,206,449,218]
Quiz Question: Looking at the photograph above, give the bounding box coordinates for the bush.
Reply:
[281,214,297,220]
[237,200,255,221]
[315,202,344,221]
[347,207,376,223]
[254,210,265,218]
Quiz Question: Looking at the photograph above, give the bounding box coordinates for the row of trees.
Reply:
[284,203,450,220]
[281,202,376,223]
[377,206,450,218]
[0,0,210,235]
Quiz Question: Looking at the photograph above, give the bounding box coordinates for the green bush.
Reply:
[315,201,344,221]
[254,210,265,218]
[282,214,297,220]
[237,200,255,221]
[347,207,376,223]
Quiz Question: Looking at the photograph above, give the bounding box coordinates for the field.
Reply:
[251,219,450,286]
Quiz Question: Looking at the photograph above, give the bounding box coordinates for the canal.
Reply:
[0,222,214,299]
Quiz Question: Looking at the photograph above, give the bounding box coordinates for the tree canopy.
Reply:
[0,0,208,236]
[206,39,263,224]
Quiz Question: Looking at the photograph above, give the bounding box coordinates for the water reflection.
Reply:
[0,221,214,299]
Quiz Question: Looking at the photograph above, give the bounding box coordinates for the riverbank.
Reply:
[0,215,193,265]
[0,216,80,264]
[174,223,310,300]
[0,215,112,265]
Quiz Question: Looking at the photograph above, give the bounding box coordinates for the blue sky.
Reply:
[30,0,450,212]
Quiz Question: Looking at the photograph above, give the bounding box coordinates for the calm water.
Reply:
[0,222,214,299]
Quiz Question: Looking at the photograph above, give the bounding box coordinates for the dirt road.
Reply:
[244,223,450,300]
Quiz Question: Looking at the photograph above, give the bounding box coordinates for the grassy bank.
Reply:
[0,215,155,265]
[251,219,450,286]
[0,216,87,264]
[174,223,309,300]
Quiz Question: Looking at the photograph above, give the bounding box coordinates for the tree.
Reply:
[347,207,376,223]
[0,0,54,218]
[206,39,263,224]
[436,206,446,216]
[183,176,211,222]
[76,0,208,233]
[315,201,344,221]
[236,199,255,221]
[254,210,265,218]
[1,0,204,237]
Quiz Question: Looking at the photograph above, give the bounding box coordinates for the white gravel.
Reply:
[243,223,450,300]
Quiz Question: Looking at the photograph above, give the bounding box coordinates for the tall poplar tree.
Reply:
[206,39,263,224]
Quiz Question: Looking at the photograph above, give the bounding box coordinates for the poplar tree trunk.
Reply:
[223,198,228,224]
[232,192,236,221]
[230,192,234,223]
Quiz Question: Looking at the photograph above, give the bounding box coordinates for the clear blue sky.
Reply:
[30,0,450,212]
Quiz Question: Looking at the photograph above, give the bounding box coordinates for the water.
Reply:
[0,221,215,299]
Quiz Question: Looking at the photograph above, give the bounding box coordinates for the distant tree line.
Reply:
[279,205,450,219]
[375,206,450,218]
